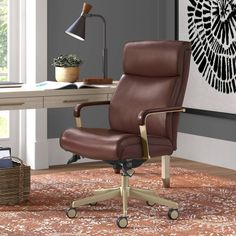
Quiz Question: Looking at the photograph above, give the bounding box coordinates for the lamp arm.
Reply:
[86,13,108,78]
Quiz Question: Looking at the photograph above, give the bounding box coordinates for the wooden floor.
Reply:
[32,157,236,182]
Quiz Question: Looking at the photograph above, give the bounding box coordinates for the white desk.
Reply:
[0,86,116,110]
[0,85,117,169]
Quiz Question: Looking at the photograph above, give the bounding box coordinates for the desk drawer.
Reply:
[0,97,43,110]
[44,94,107,108]
[108,93,113,100]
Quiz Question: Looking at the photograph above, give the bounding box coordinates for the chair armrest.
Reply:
[137,106,185,125]
[138,106,185,160]
[74,101,110,117]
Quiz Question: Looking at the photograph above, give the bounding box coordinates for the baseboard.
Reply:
[174,132,236,170]
[47,138,97,166]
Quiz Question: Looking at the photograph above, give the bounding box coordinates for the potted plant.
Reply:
[52,54,83,83]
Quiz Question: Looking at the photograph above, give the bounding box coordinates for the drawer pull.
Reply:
[63,99,89,103]
[0,102,25,106]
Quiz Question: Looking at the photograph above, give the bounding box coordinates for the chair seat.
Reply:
[60,127,174,161]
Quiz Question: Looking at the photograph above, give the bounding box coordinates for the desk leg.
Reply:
[26,109,49,169]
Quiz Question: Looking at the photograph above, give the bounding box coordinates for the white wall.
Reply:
[174,133,236,170]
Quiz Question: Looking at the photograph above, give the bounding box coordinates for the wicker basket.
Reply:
[0,157,30,205]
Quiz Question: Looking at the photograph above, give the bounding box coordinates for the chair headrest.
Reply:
[123,41,191,77]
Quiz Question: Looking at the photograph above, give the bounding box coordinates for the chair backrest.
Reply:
[109,41,191,149]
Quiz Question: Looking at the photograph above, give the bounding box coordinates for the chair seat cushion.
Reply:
[60,128,174,161]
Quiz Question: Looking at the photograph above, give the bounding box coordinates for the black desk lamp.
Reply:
[65,2,112,84]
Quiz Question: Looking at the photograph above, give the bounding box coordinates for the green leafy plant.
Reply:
[52,54,83,67]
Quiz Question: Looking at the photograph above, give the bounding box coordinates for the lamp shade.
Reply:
[65,15,86,41]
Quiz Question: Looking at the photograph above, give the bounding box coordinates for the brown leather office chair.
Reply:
[60,40,191,228]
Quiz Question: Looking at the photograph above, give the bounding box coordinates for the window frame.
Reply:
[0,0,25,154]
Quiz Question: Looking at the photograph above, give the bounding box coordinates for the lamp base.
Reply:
[83,77,113,85]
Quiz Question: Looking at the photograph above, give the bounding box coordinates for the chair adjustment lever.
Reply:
[67,154,81,164]
[121,168,135,177]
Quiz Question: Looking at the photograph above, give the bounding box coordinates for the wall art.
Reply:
[178,0,236,113]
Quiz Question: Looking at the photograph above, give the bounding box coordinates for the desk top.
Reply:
[0,83,117,110]
[0,83,117,99]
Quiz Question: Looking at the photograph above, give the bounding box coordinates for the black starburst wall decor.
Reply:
[187,0,236,94]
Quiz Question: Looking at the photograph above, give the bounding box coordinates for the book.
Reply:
[0,147,12,168]
[0,81,23,88]
[35,81,116,90]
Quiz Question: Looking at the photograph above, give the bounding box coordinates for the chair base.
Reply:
[66,173,178,227]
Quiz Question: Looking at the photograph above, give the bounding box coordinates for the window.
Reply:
[0,111,9,138]
[0,0,47,166]
[0,0,9,139]
[0,0,7,82]
[0,0,20,148]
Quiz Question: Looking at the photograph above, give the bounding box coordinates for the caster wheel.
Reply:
[146,201,156,207]
[89,202,97,206]
[168,208,179,220]
[66,207,77,219]
[116,216,128,228]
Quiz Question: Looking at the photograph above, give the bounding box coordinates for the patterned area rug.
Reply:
[0,163,236,235]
